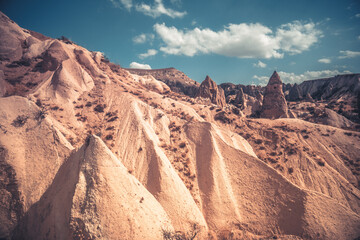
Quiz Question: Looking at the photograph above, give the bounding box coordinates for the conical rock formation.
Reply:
[288,83,302,101]
[260,71,289,119]
[196,75,226,107]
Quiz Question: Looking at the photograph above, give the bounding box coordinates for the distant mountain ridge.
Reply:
[125,67,200,97]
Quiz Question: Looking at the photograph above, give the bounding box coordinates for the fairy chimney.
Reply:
[260,71,289,119]
[196,75,226,107]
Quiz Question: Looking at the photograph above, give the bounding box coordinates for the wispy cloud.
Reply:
[153,20,322,58]
[109,0,132,11]
[253,69,351,84]
[109,0,185,18]
[338,50,360,59]
[133,33,154,44]
[355,13,360,18]
[129,62,152,69]
[139,49,158,59]
[318,58,331,64]
[135,0,186,18]
[253,60,267,68]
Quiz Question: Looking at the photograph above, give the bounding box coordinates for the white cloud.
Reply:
[109,0,132,10]
[133,33,154,44]
[338,50,360,59]
[275,21,322,54]
[318,58,331,64]
[153,21,322,58]
[139,49,158,59]
[253,70,351,85]
[355,13,360,18]
[358,36,360,40]
[253,60,267,68]
[129,62,152,69]
[135,0,186,18]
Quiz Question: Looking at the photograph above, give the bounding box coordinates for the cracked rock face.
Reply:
[260,71,289,119]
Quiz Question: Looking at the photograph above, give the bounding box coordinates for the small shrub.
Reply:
[157,113,164,119]
[317,160,325,166]
[94,104,106,112]
[35,109,47,120]
[12,115,28,127]
[179,142,186,148]
[254,139,263,144]
[85,101,92,107]
[105,134,113,140]
[288,167,294,174]
[35,99,42,107]
[107,116,118,122]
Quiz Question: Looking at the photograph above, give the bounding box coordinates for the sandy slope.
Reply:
[13,135,173,240]
[0,96,73,238]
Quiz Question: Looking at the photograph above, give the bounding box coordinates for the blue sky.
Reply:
[1,0,360,85]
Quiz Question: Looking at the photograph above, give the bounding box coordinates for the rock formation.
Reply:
[305,92,314,102]
[234,88,245,109]
[196,75,226,107]
[260,71,289,119]
[288,83,302,101]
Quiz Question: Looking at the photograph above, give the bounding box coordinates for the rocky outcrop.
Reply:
[234,88,245,109]
[260,71,289,119]
[196,75,226,107]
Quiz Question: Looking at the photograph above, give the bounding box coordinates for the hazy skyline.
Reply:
[1,0,360,84]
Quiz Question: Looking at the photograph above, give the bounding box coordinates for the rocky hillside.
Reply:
[1,11,360,240]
